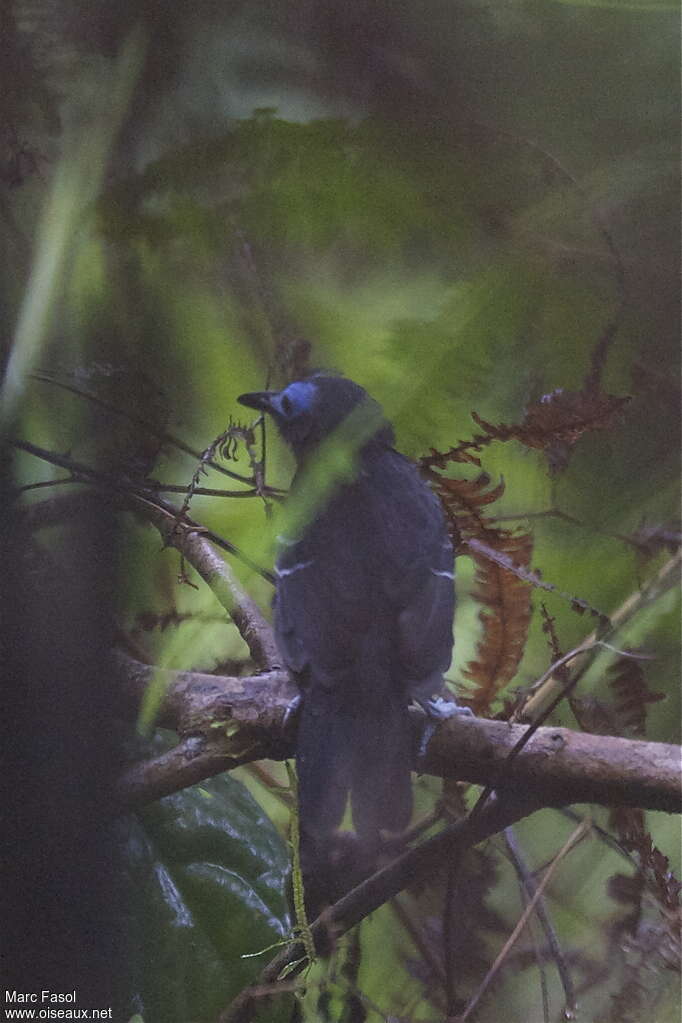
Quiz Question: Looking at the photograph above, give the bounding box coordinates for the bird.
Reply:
[238,373,460,900]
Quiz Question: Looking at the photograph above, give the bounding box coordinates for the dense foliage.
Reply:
[1,2,679,1021]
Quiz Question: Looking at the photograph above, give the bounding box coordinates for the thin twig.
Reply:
[503,826,576,1018]
[144,481,272,498]
[14,441,275,583]
[519,550,681,722]
[16,476,76,493]
[30,370,258,486]
[458,818,591,1022]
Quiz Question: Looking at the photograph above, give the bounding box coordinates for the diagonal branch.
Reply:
[459,817,592,1022]
[136,495,279,669]
[20,481,279,667]
[217,789,546,1023]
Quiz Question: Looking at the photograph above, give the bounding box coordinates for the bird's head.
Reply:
[238,374,393,459]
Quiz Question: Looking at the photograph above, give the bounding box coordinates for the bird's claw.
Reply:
[416,697,474,761]
[420,696,474,721]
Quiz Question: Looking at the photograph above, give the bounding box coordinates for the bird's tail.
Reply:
[296,683,413,845]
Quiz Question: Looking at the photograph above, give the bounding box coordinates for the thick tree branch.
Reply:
[113,656,295,808]
[21,487,682,815]
[112,655,682,814]
[422,714,681,814]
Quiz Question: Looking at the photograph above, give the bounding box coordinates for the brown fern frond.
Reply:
[473,388,631,474]
[609,806,646,851]
[569,695,620,735]
[421,388,630,478]
[608,651,665,737]
[421,446,614,713]
[610,808,682,915]
[602,925,681,1023]
[425,471,506,543]
[424,468,534,710]
[514,388,630,448]
[602,808,681,1021]
[466,536,609,625]
[463,530,534,714]
[607,871,646,913]
[401,845,504,1011]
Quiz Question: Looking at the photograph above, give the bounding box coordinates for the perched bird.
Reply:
[238,374,459,894]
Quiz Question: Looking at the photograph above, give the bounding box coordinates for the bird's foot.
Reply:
[416,697,474,761]
[419,696,474,721]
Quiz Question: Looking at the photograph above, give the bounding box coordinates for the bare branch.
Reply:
[138,497,279,669]
[503,826,576,1018]
[115,732,290,809]
[460,818,592,1022]
[519,549,681,723]
[111,655,682,815]
[30,369,258,486]
[15,442,275,582]
[20,483,279,669]
[422,714,681,816]
[113,655,294,808]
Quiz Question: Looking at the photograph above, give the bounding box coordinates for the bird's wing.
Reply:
[273,520,368,681]
[274,452,455,696]
[365,453,456,698]
[395,537,455,700]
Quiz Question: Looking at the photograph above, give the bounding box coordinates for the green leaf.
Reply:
[123,772,291,1023]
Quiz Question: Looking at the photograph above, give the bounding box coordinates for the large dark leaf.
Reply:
[123,771,291,1023]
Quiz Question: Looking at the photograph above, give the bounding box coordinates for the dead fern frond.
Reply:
[464,531,534,714]
[608,651,665,738]
[423,467,533,712]
[420,387,630,478]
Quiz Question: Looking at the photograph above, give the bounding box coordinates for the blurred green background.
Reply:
[2,1,679,1020]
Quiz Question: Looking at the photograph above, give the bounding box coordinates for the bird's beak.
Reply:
[237,390,278,413]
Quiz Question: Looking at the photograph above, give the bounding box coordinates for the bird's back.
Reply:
[274,443,455,841]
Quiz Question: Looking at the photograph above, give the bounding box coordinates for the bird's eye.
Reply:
[281,395,293,416]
